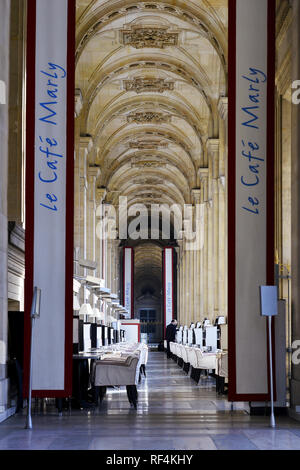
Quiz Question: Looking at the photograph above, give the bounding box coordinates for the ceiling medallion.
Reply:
[123,77,174,94]
[121,26,179,49]
[127,112,171,124]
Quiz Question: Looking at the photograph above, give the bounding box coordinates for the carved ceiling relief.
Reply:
[133,178,163,185]
[130,155,167,169]
[76,1,227,213]
[129,140,169,149]
[120,26,179,49]
[127,112,171,124]
[131,162,167,169]
[123,77,175,94]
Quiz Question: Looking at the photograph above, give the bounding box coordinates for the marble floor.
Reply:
[1,351,300,450]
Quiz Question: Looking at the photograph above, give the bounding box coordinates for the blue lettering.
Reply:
[47,160,58,170]
[242,206,259,215]
[48,63,66,79]
[47,89,58,99]
[241,106,259,129]
[241,175,259,187]
[38,171,57,183]
[39,101,57,126]
[249,67,267,83]
[249,164,260,174]
[249,94,260,104]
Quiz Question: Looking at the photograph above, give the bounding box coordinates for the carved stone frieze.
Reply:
[123,77,174,94]
[130,155,167,168]
[133,177,163,185]
[131,161,167,168]
[127,112,171,124]
[121,26,179,49]
[129,140,168,149]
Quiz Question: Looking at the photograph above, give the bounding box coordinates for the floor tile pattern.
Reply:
[1,352,300,450]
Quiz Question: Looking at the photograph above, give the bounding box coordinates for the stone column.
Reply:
[184,202,195,326]
[78,137,93,303]
[199,170,209,319]
[182,242,186,325]
[177,240,183,324]
[110,239,119,295]
[7,0,26,224]
[218,97,228,318]
[207,139,219,321]
[186,248,193,326]
[73,91,83,254]
[175,245,180,322]
[77,137,92,261]
[218,177,226,317]
[192,189,202,323]
[87,166,100,267]
[95,188,107,280]
[0,0,10,418]
[207,139,220,321]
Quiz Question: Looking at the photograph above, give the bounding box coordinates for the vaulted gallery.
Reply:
[2,0,300,451]
[74,0,228,340]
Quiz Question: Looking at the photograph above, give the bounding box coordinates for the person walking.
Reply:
[165,319,178,358]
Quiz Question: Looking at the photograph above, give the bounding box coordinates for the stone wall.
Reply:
[0,0,11,419]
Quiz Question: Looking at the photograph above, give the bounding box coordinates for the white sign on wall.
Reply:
[228,0,275,401]
[25,0,75,396]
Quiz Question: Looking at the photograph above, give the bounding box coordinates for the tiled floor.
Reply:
[1,351,300,450]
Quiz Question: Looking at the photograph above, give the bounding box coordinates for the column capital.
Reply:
[191,188,201,205]
[96,187,107,204]
[218,97,228,120]
[75,88,83,118]
[88,165,101,180]
[198,167,209,181]
[80,135,93,152]
[206,138,220,156]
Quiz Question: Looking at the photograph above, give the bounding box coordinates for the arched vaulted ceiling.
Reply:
[75,0,227,275]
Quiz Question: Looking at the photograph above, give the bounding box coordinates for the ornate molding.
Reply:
[123,77,174,94]
[80,177,87,192]
[96,187,107,204]
[129,140,168,149]
[75,88,83,117]
[218,175,226,191]
[207,138,220,156]
[218,97,228,120]
[276,5,292,50]
[198,167,209,180]
[127,112,171,124]
[276,49,291,97]
[133,177,163,185]
[138,193,163,199]
[120,26,179,49]
[8,223,25,252]
[88,165,100,180]
[131,155,167,168]
[131,161,166,168]
[79,135,93,152]
[191,188,201,205]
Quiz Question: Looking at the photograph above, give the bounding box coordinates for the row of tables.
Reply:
[71,343,144,410]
